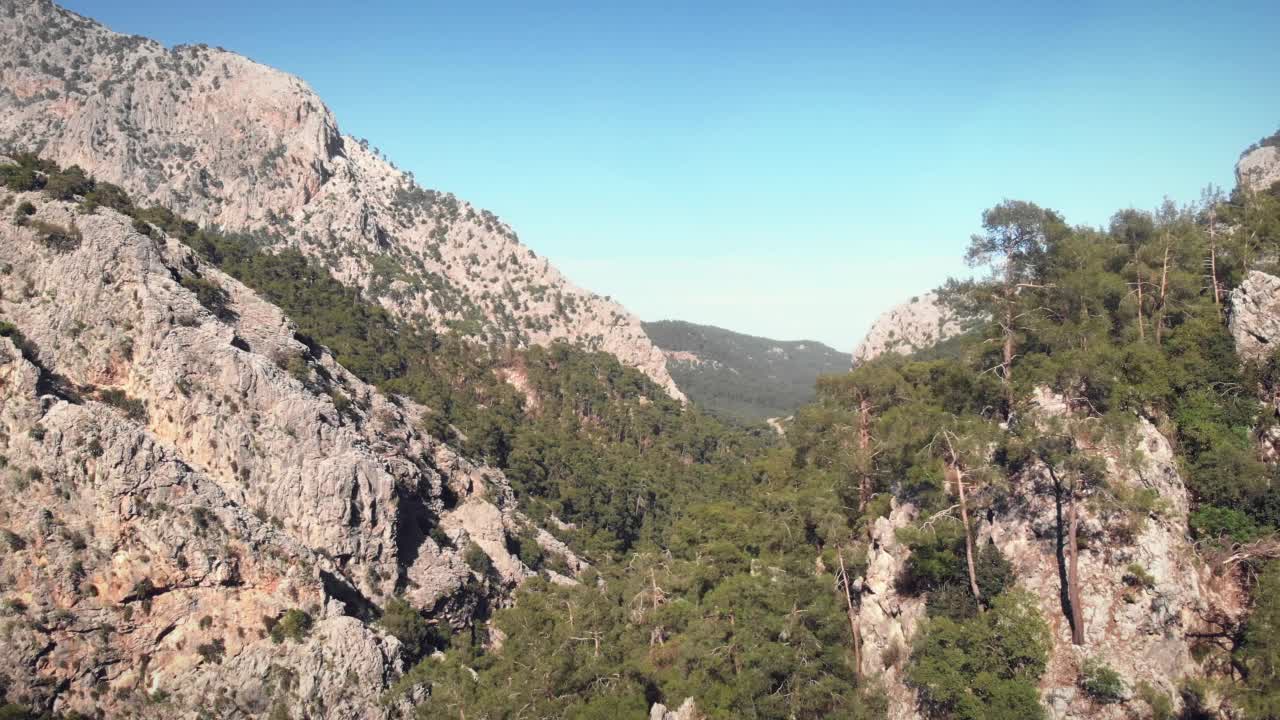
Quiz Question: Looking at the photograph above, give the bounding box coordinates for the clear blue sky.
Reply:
[64,1,1280,350]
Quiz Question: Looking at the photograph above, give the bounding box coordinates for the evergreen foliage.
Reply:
[8,146,1280,717]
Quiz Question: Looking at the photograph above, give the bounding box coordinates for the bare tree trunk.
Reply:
[952,461,982,607]
[1002,290,1015,412]
[1135,266,1145,342]
[1209,209,1223,314]
[838,551,862,679]
[857,397,872,513]
[1066,487,1085,645]
[943,433,982,607]
[1156,242,1170,346]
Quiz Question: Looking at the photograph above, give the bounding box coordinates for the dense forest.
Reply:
[643,319,851,422]
[5,144,1280,719]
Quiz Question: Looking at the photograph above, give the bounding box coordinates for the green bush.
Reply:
[1123,563,1156,589]
[97,388,147,422]
[180,274,233,320]
[1136,681,1173,720]
[270,608,313,644]
[908,590,1050,720]
[1080,658,1127,703]
[13,200,35,224]
[379,596,440,658]
[0,704,35,720]
[196,638,225,664]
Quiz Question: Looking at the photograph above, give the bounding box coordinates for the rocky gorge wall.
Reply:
[848,390,1246,720]
[0,183,577,717]
[0,0,682,400]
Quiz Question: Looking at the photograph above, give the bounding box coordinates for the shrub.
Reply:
[1190,505,1261,544]
[1239,562,1280,717]
[1123,563,1156,590]
[908,590,1050,720]
[29,219,81,252]
[196,638,225,664]
[270,608,313,643]
[97,388,147,422]
[1136,681,1173,720]
[1080,658,1127,703]
[379,596,434,658]
[180,274,233,320]
[0,704,36,720]
[507,527,545,571]
[0,529,25,551]
[464,542,495,578]
[13,200,35,224]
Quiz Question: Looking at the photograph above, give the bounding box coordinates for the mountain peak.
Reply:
[0,0,683,399]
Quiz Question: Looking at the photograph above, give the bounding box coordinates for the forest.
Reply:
[5,148,1280,719]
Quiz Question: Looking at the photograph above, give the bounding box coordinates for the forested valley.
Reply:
[5,132,1280,719]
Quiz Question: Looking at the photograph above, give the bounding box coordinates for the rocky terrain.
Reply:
[0,180,579,718]
[851,292,964,366]
[0,0,682,400]
[643,319,849,421]
[852,391,1247,720]
[1237,137,1280,194]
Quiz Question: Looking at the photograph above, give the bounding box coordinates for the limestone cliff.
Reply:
[850,391,1245,720]
[0,183,577,717]
[1238,140,1280,194]
[0,0,682,400]
[851,292,962,366]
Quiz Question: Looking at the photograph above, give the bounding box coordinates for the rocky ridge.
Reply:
[1237,141,1280,194]
[0,182,577,717]
[851,292,962,366]
[850,390,1245,720]
[0,0,682,400]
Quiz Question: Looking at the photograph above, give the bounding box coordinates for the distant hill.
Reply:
[644,320,851,421]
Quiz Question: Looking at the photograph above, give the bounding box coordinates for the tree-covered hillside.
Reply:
[6,142,1280,720]
[644,319,851,421]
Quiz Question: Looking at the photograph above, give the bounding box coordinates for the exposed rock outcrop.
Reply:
[649,698,700,720]
[996,390,1242,719]
[1229,269,1280,363]
[851,292,962,366]
[1238,143,1280,194]
[0,185,577,717]
[0,0,682,400]
[853,502,925,720]
[850,390,1243,720]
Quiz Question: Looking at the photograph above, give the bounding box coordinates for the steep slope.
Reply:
[1237,130,1280,193]
[643,319,850,421]
[0,176,577,717]
[854,391,1245,720]
[0,0,682,399]
[851,291,963,366]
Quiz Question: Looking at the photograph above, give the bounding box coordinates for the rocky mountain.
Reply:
[1237,131,1280,193]
[0,0,682,400]
[851,291,964,366]
[0,172,584,718]
[643,319,850,421]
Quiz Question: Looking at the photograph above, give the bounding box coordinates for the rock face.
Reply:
[851,292,962,366]
[0,185,577,717]
[852,502,925,720]
[0,0,682,400]
[851,390,1243,720]
[1229,270,1280,362]
[996,390,1241,719]
[1237,143,1280,194]
[649,698,700,720]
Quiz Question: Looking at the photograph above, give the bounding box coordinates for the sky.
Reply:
[62,1,1280,351]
